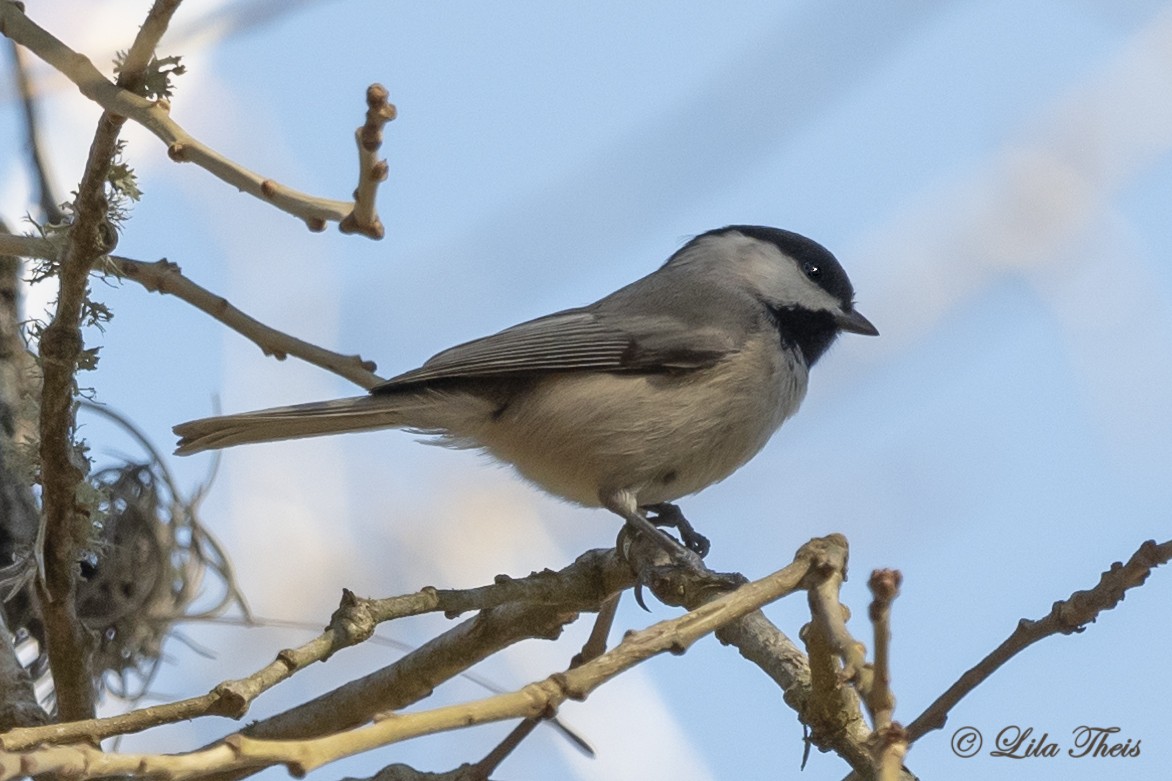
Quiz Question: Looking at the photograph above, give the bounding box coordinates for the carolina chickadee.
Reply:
[174,226,877,556]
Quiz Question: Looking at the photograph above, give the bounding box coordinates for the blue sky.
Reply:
[4,1,1172,779]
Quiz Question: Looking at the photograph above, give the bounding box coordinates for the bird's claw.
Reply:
[643,502,711,558]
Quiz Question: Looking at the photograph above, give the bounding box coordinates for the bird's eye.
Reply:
[803,261,821,279]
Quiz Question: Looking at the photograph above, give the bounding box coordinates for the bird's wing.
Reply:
[376,308,738,391]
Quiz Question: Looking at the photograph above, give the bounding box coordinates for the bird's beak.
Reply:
[835,308,879,336]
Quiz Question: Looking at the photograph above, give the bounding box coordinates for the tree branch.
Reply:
[906,537,1172,742]
[338,84,396,239]
[0,233,383,390]
[0,3,389,236]
[108,257,383,389]
[26,0,185,723]
[0,548,632,751]
[0,545,829,781]
[866,569,907,781]
[33,87,120,729]
[6,38,63,223]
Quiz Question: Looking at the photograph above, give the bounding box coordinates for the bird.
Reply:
[174,225,877,558]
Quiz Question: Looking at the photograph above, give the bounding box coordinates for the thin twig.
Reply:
[467,579,620,776]
[107,257,383,389]
[7,38,63,223]
[0,3,388,236]
[805,553,871,694]
[866,570,899,728]
[0,234,383,389]
[338,84,396,239]
[467,718,540,780]
[906,538,1172,742]
[572,592,619,668]
[866,569,905,781]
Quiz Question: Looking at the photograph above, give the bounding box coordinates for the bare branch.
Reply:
[0,545,831,781]
[0,233,383,389]
[0,548,632,751]
[866,569,906,781]
[17,0,184,722]
[906,537,1172,742]
[32,78,120,729]
[626,530,882,777]
[108,257,383,389]
[465,577,619,776]
[338,84,396,239]
[237,549,632,748]
[0,3,389,236]
[7,38,63,223]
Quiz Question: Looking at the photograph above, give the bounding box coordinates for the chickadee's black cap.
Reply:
[710,224,856,310]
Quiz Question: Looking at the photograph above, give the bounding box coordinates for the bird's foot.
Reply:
[616,520,744,612]
[642,502,711,559]
[603,493,707,610]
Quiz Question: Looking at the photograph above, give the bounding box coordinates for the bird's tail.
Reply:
[173,395,414,455]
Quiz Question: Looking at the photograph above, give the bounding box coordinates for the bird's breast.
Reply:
[458,335,808,508]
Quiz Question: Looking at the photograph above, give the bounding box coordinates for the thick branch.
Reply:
[0,548,631,751]
[33,105,120,726]
[629,531,881,776]
[0,546,830,781]
[241,549,631,744]
[28,0,184,723]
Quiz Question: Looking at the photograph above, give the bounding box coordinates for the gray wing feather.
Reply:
[376,308,737,391]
